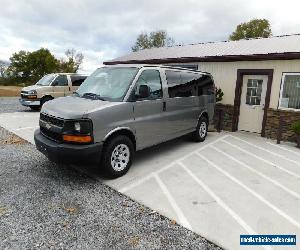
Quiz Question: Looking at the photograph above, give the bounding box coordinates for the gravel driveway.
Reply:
[0,98,221,249]
[0,97,29,113]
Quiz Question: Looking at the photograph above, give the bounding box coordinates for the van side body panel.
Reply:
[89,102,136,144]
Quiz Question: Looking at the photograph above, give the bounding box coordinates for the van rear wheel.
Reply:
[101,135,134,178]
[193,116,208,142]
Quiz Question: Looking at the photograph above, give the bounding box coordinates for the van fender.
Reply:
[196,110,209,127]
[103,127,136,144]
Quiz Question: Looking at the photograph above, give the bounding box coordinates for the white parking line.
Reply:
[222,140,300,179]
[266,142,300,157]
[196,152,300,229]
[118,135,229,193]
[180,162,272,250]
[230,135,300,167]
[154,174,192,230]
[13,126,38,131]
[211,145,300,199]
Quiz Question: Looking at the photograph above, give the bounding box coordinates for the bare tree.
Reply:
[65,49,84,72]
[0,60,9,78]
[59,49,84,73]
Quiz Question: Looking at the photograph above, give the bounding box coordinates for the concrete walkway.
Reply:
[1,111,300,250]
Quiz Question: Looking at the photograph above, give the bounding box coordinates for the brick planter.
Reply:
[213,105,300,143]
[265,108,300,142]
[297,135,300,148]
[213,104,234,131]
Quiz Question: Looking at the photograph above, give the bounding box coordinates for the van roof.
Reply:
[102,64,211,75]
[55,73,88,76]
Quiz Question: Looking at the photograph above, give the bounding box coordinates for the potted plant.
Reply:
[215,87,224,103]
[291,121,300,148]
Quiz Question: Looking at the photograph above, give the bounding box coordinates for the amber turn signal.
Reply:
[27,95,37,99]
[63,134,92,143]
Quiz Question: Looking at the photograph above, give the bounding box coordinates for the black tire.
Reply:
[101,135,134,178]
[30,106,40,111]
[192,116,208,142]
[41,96,53,106]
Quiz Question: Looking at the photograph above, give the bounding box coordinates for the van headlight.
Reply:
[28,90,37,95]
[74,122,81,132]
[63,119,93,144]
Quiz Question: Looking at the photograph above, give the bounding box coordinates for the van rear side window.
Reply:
[71,76,86,86]
[165,70,214,98]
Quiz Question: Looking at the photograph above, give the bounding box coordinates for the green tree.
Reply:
[5,48,84,84]
[229,19,272,41]
[132,30,175,52]
[58,49,84,73]
[7,50,31,80]
[7,48,59,82]
[28,48,59,79]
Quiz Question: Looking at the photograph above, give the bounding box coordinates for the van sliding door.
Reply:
[165,71,213,136]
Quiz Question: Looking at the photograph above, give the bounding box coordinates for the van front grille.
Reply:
[40,113,64,128]
[40,126,62,142]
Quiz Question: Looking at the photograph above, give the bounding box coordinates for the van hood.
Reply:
[22,85,47,92]
[41,96,119,119]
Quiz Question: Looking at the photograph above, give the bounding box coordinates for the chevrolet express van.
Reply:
[20,73,87,110]
[34,65,215,177]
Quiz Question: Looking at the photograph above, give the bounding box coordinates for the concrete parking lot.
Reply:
[1,100,300,249]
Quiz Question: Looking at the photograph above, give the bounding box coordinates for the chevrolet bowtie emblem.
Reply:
[45,123,51,129]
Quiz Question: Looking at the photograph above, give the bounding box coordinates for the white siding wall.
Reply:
[168,60,300,109]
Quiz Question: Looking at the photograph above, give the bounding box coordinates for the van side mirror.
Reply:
[138,85,150,99]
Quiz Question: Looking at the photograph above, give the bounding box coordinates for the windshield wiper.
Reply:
[73,91,80,97]
[81,92,105,101]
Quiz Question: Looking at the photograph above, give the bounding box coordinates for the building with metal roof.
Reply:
[105,35,300,143]
[105,34,300,65]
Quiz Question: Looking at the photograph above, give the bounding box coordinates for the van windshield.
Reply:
[36,74,56,86]
[76,67,139,101]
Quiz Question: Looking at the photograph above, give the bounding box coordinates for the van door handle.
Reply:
[163,101,166,112]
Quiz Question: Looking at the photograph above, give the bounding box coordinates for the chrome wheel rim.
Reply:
[199,122,207,138]
[111,144,130,171]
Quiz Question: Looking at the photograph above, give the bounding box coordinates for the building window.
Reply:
[246,79,263,105]
[279,73,300,110]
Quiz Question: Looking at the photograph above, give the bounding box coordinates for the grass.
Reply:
[0,86,22,97]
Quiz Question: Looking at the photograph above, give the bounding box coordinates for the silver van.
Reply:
[20,73,87,110]
[34,65,215,177]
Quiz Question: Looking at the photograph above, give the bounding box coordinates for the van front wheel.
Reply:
[101,135,134,178]
[193,116,208,142]
[41,96,53,106]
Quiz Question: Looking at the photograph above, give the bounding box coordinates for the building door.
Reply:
[238,75,268,133]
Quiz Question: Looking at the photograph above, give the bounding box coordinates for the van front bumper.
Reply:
[34,129,103,164]
[19,98,40,107]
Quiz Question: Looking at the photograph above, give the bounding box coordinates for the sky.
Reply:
[0,0,300,74]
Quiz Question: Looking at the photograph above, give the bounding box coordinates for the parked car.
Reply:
[34,65,215,177]
[19,73,87,110]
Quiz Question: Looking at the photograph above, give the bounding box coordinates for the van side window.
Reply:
[54,75,68,86]
[166,70,192,97]
[134,70,162,100]
[197,74,214,96]
[166,70,214,97]
[71,76,86,86]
